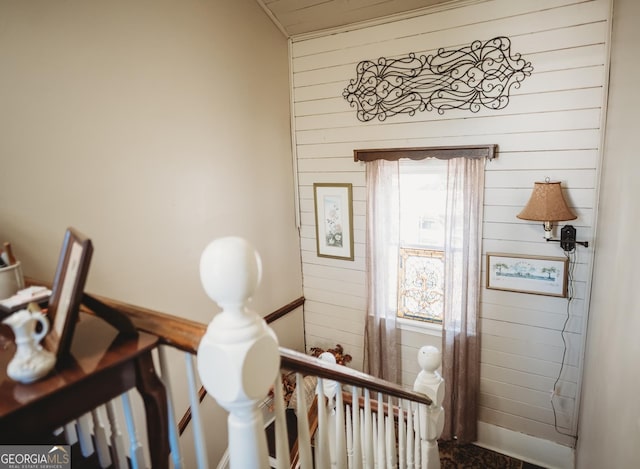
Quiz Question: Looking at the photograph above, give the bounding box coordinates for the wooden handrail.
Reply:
[40,287,432,436]
[264,297,305,324]
[280,348,432,407]
[80,293,306,436]
[26,277,207,353]
[27,276,304,355]
[175,298,306,435]
[84,294,304,354]
[88,294,206,353]
[80,294,434,434]
[177,386,208,434]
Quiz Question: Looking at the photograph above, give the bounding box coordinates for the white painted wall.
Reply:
[576,0,640,466]
[291,0,610,454]
[0,0,303,465]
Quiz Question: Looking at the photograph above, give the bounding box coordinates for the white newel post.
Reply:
[413,346,445,469]
[197,237,280,469]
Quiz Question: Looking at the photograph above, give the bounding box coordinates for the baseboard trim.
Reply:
[475,422,574,469]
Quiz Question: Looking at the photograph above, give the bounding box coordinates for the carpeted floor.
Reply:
[439,440,547,468]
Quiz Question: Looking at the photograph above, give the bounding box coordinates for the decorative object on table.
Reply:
[309,343,352,366]
[0,285,52,317]
[274,344,353,408]
[313,183,354,261]
[275,344,353,411]
[44,227,93,364]
[0,241,17,268]
[2,308,55,383]
[0,249,25,301]
[343,36,533,122]
[486,252,568,298]
[0,242,50,318]
[2,242,17,265]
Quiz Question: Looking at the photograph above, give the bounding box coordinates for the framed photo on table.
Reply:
[313,183,354,261]
[486,252,568,298]
[45,228,93,364]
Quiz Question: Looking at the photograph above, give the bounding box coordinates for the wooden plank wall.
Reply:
[291,0,610,446]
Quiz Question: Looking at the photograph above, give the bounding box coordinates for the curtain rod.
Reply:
[353,144,497,162]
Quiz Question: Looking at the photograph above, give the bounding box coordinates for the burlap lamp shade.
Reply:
[517,181,577,239]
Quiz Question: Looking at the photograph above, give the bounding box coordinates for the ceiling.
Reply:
[257,0,458,37]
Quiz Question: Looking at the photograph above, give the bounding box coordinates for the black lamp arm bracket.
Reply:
[545,225,589,251]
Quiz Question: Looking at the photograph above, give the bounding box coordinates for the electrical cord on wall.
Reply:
[550,248,578,439]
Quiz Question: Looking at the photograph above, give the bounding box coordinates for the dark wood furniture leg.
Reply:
[135,351,170,469]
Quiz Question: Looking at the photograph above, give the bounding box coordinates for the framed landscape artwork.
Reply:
[313,183,354,261]
[486,253,568,297]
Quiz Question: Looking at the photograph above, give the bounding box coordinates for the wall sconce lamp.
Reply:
[517,179,589,252]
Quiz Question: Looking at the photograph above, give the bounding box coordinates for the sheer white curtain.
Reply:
[364,155,484,441]
[364,159,400,382]
[441,156,484,443]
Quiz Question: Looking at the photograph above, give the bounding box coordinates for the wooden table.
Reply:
[0,313,169,468]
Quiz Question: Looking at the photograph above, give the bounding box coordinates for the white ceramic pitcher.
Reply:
[2,309,56,383]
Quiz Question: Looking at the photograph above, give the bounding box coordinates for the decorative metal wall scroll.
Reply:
[343,36,533,122]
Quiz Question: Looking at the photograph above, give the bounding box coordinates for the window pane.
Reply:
[398,159,447,249]
[397,247,444,323]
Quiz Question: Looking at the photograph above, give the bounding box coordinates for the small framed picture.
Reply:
[45,228,93,364]
[313,183,354,261]
[486,253,568,297]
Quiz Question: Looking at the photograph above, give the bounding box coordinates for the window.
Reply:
[397,159,447,323]
[360,145,491,430]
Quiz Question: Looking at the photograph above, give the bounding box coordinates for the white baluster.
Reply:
[91,407,112,468]
[346,405,353,468]
[77,413,95,458]
[295,372,313,468]
[413,346,444,469]
[335,383,347,468]
[371,419,377,469]
[315,377,330,469]
[317,351,338,468]
[273,373,291,469]
[121,391,145,469]
[106,400,128,469]
[64,421,78,446]
[186,353,209,469]
[197,237,280,469]
[386,396,396,468]
[376,393,384,468]
[351,387,362,469]
[363,389,373,469]
[413,406,421,469]
[398,399,405,469]
[158,346,183,469]
[406,402,414,469]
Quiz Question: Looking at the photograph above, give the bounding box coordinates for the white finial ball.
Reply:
[199,237,262,308]
[318,352,336,364]
[417,345,441,373]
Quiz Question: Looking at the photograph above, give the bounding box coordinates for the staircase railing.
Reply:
[195,236,445,469]
[28,237,444,468]
[90,291,305,437]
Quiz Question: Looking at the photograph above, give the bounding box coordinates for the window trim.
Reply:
[397,316,443,337]
[354,144,497,162]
